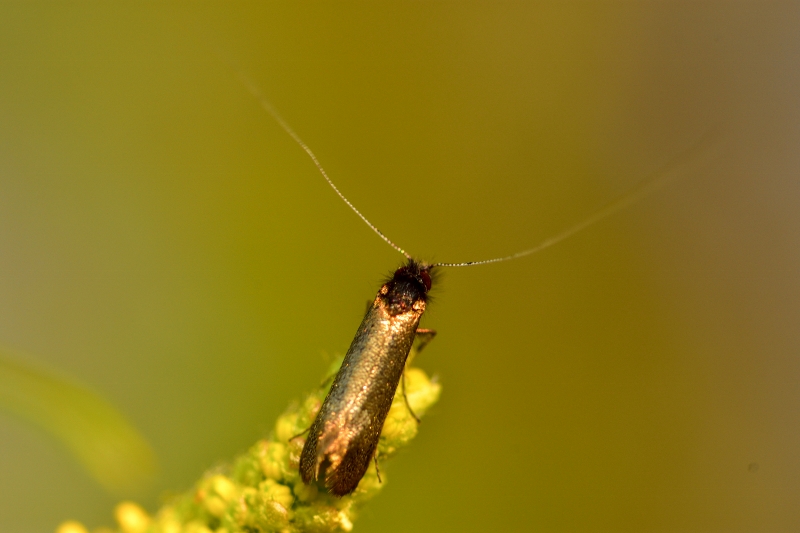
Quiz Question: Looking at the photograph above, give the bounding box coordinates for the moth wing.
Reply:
[325,433,379,496]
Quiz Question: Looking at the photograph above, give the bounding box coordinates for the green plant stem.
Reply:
[58,355,441,533]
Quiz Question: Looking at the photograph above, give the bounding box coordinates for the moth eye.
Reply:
[420,270,432,292]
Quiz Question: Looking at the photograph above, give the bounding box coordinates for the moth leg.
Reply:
[414,328,437,353]
[373,453,382,484]
[402,328,437,424]
[402,371,421,424]
[289,426,310,442]
[319,368,338,388]
[405,328,436,366]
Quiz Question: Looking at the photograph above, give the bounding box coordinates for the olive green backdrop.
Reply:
[1,2,798,532]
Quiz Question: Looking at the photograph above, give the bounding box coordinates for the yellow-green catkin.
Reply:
[58,355,440,533]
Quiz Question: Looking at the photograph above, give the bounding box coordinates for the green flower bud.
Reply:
[257,440,288,481]
[259,478,294,510]
[55,521,89,533]
[291,478,318,503]
[114,502,150,533]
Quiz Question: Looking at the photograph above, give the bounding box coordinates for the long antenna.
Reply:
[433,137,715,267]
[227,59,716,269]
[230,66,411,260]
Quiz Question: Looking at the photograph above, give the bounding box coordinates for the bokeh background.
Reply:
[1,2,799,532]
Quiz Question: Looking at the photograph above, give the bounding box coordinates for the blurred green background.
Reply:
[1,2,798,532]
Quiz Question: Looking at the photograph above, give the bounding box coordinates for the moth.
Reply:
[299,259,433,495]
[232,67,708,496]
